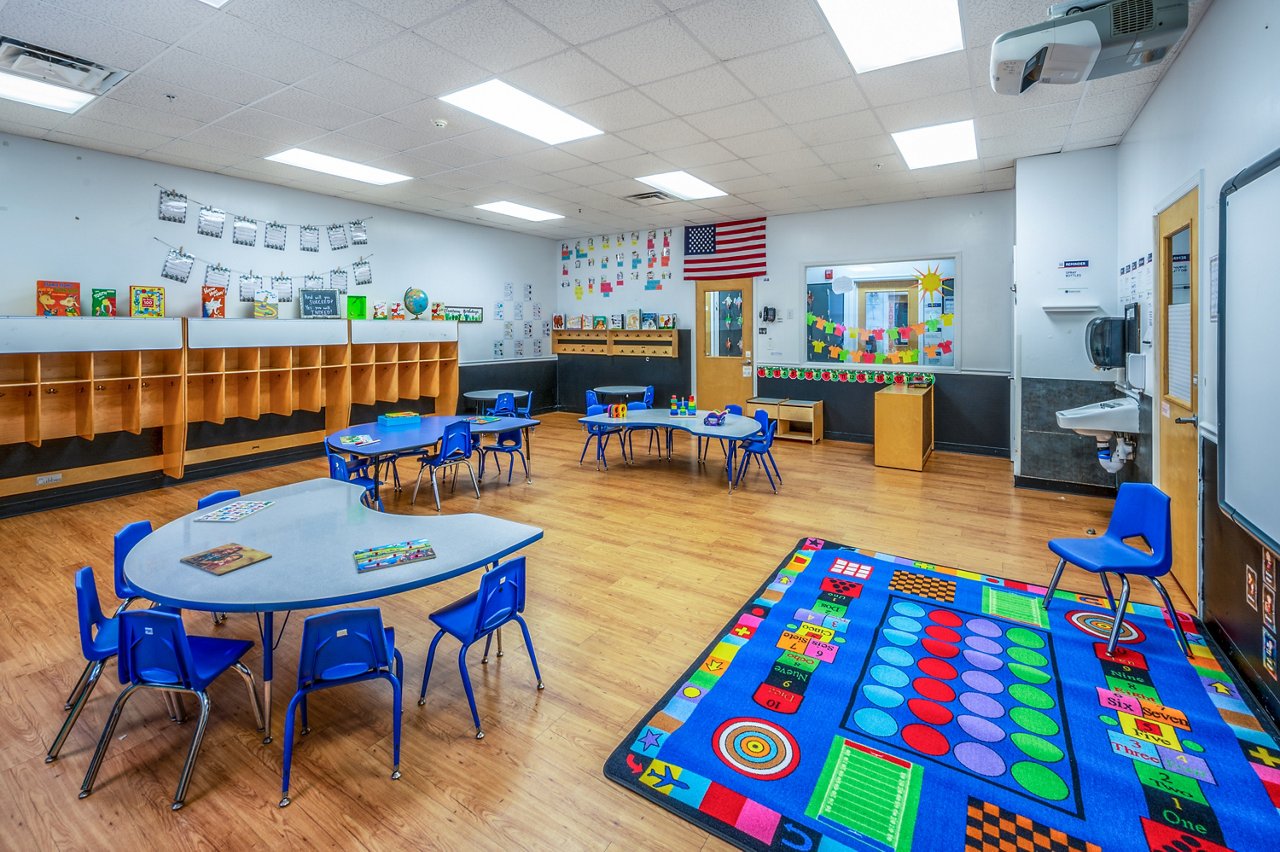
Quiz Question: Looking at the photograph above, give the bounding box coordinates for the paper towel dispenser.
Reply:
[1086,316,1126,368]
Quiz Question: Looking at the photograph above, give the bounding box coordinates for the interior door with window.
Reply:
[696,278,753,410]
[1156,187,1199,601]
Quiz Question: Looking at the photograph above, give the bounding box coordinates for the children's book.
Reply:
[609,313,623,329]
[466,416,501,424]
[641,312,658,330]
[130,285,165,318]
[353,538,436,573]
[659,313,676,329]
[201,285,226,318]
[347,294,368,320]
[592,315,607,330]
[552,313,566,330]
[372,301,389,320]
[181,543,271,575]
[253,288,277,319]
[567,314,583,329]
[625,308,641,330]
[37,280,81,316]
[339,434,379,447]
[390,302,407,320]
[194,500,275,523]
[91,288,116,317]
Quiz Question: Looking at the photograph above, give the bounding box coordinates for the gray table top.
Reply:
[462,389,531,401]
[125,478,543,613]
[580,409,763,439]
[594,385,648,395]
[329,415,538,456]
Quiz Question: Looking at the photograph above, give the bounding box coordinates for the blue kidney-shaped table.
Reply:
[124,478,543,742]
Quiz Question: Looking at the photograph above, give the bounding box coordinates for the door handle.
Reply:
[1174,416,1197,425]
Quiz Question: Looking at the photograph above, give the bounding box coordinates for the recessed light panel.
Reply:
[0,72,94,113]
[440,80,602,145]
[890,120,977,169]
[817,0,965,73]
[476,201,563,222]
[635,171,726,200]
[265,148,412,185]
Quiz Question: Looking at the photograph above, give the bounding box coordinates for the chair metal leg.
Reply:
[481,632,493,664]
[279,689,306,807]
[1105,575,1133,657]
[62,658,95,711]
[766,450,782,482]
[172,691,211,810]
[418,630,445,705]
[579,433,593,465]
[79,683,140,798]
[169,692,186,724]
[464,461,480,499]
[232,662,265,731]
[411,464,428,506]
[1149,576,1193,657]
[1041,558,1067,609]
[514,615,544,690]
[1098,572,1117,611]
[388,672,402,780]
[519,451,530,484]
[48,660,104,762]
[300,694,309,734]
[430,469,442,512]
[211,611,226,626]
[457,644,483,739]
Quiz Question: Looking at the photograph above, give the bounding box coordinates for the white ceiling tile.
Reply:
[744,147,823,173]
[724,35,849,97]
[0,99,72,131]
[615,118,708,151]
[639,64,754,116]
[654,141,736,168]
[505,51,629,107]
[1062,136,1121,153]
[971,73,1083,116]
[212,109,328,146]
[53,115,173,149]
[253,88,372,132]
[43,0,214,42]
[228,0,403,60]
[980,127,1068,158]
[719,126,804,159]
[770,164,840,187]
[177,14,333,84]
[694,159,761,181]
[347,0,467,28]
[417,0,567,74]
[1075,84,1156,123]
[43,133,147,158]
[507,172,579,194]
[571,89,673,132]
[128,49,282,106]
[359,152,450,178]
[790,110,883,147]
[552,163,625,186]
[984,166,1015,189]
[335,117,430,151]
[874,90,976,133]
[684,99,782,138]
[348,33,489,98]
[976,101,1078,139]
[962,0,1042,54]
[829,154,909,180]
[856,52,971,108]
[181,125,282,158]
[581,17,717,86]
[295,64,426,116]
[408,139,498,168]
[385,100,490,139]
[0,0,167,70]
[719,174,782,194]
[1067,114,1135,144]
[459,157,540,182]
[1085,65,1164,94]
[598,152,678,177]
[508,147,593,172]
[554,135,645,164]
[105,76,240,123]
[762,78,868,125]
[518,0,667,45]
[453,126,548,158]
[147,139,250,168]
[675,0,826,61]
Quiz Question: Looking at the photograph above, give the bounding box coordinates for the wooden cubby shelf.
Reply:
[551,328,678,358]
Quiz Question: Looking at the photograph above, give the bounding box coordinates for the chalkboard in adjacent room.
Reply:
[300,288,340,319]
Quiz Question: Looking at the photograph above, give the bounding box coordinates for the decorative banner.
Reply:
[232,216,258,247]
[349,220,368,245]
[757,365,936,386]
[263,221,287,251]
[429,303,483,322]
[300,225,320,252]
[327,223,349,251]
[161,249,194,283]
[158,189,187,223]
[197,206,226,239]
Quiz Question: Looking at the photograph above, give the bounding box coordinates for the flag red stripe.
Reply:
[684,218,767,280]
[685,253,767,268]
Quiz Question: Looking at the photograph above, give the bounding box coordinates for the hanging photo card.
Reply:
[328,223,349,250]
[493,340,505,359]
[263,221,287,251]
[503,282,515,299]
[271,275,293,303]
[513,339,525,358]
[300,225,320,252]
[330,268,349,292]
[232,216,258,247]
[522,321,534,338]
[513,301,524,320]
[161,248,194,283]
[301,274,325,291]
[532,339,543,357]
[197,206,226,239]
[523,283,533,300]
[239,272,263,303]
[158,189,187,223]
[204,263,231,289]
[531,303,542,320]
[352,259,372,286]
[350,220,368,245]
[494,302,505,320]
[541,320,551,337]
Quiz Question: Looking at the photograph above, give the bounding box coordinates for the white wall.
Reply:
[1115,0,1280,441]
[1014,148,1120,381]
[0,133,557,365]
[757,191,1015,372]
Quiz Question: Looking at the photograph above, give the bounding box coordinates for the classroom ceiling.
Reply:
[0,0,1210,239]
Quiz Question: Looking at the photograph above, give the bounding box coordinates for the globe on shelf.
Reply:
[403,288,429,319]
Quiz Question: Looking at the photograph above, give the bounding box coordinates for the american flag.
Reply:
[683,218,766,281]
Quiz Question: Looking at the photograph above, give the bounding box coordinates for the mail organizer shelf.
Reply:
[552,328,678,358]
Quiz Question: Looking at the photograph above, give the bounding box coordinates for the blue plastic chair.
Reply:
[579,403,626,470]
[734,413,781,493]
[197,491,240,626]
[585,389,600,410]
[113,521,153,615]
[643,385,654,407]
[515,390,533,418]
[330,453,384,511]
[46,567,120,763]
[279,608,403,808]
[418,557,543,739]
[78,609,264,810]
[486,392,516,416]
[1042,482,1190,657]
[624,401,661,460]
[413,420,480,510]
[479,427,530,485]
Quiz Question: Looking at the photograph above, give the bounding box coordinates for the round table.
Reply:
[461,389,529,413]
[594,385,648,401]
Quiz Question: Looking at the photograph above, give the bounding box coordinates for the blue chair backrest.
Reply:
[585,390,599,409]
[643,386,654,406]
[628,401,649,411]
[516,391,533,417]
[586,404,614,433]
[117,609,196,688]
[114,521,152,601]
[493,392,516,416]
[329,453,353,482]
[752,409,770,433]
[473,558,527,637]
[1107,483,1172,568]
[726,404,743,416]
[438,420,473,462]
[197,490,240,510]
[297,608,390,687]
[75,566,109,660]
[494,428,523,448]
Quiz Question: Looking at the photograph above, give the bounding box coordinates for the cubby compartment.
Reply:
[92,379,135,435]
[294,368,322,412]
[93,351,140,379]
[375,343,398,363]
[419,361,440,398]
[0,354,39,385]
[261,370,293,416]
[140,349,183,376]
[419,342,440,361]
[396,362,419,399]
[224,348,260,372]
[438,341,458,361]
[350,344,374,365]
[351,364,375,406]
[40,381,92,440]
[262,347,292,371]
[294,346,321,369]
[323,344,348,367]
[397,343,418,363]
[226,373,260,420]
[374,363,399,402]
[0,385,39,445]
[41,352,81,381]
[187,374,225,425]
[187,348,225,375]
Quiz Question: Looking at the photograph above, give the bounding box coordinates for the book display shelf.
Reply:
[551,328,677,358]
[0,317,459,501]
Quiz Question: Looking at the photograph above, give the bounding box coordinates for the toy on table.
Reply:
[180,543,271,575]
[338,434,379,447]
[607,403,627,418]
[377,411,421,427]
[353,538,436,573]
[194,500,275,523]
[703,410,727,426]
[669,395,678,415]
[467,416,501,424]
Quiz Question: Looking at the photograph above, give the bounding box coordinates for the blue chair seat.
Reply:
[312,627,397,682]
[88,616,119,660]
[1047,536,1163,575]
[184,637,257,690]
[429,591,480,636]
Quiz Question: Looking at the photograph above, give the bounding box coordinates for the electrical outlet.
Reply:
[36,473,63,486]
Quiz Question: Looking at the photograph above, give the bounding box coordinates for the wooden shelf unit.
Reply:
[747,397,824,444]
[874,384,934,471]
[552,328,678,358]
[350,321,459,416]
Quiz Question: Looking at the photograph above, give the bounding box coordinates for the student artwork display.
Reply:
[130,286,165,318]
[91,288,116,317]
[560,229,676,295]
[36,280,81,316]
[263,221,287,251]
[157,187,370,255]
[204,263,231,290]
[158,189,187,223]
[197,206,226,239]
[232,216,258,247]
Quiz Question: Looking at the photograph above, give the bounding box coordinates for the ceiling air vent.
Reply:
[625,190,677,206]
[1111,0,1155,36]
[0,37,128,96]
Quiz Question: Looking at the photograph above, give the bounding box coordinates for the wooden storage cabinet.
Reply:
[874,384,934,471]
[747,397,823,443]
[349,321,460,415]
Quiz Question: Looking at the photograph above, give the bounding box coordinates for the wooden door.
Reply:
[1156,187,1199,601]
[695,278,753,409]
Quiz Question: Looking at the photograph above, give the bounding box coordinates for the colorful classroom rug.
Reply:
[604,537,1280,851]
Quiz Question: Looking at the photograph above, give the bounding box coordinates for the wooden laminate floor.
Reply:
[0,413,1187,850]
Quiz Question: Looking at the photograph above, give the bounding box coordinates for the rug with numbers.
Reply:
[603,537,1280,851]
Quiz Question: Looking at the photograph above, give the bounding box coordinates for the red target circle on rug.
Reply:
[928,610,963,627]
[918,657,958,680]
[913,676,957,703]
[922,638,961,659]
[902,723,951,756]
[908,698,954,725]
[925,625,962,643]
[713,718,800,780]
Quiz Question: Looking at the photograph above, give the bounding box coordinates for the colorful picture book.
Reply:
[347,294,368,320]
[194,500,275,523]
[130,285,165,318]
[466,416,500,424]
[201,284,226,318]
[567,314,583,329]
[181,543,271,575]
[641,312,658,330]
[609,313,624,329]
[592,315,607,330]
[552,313,566,330]
[91,288,116,317]
[353,538,436,573]
[253,288,277,319]
[37,280,81,316]
[659,313,677,329]
[372,301,389,320]
[625,308,641,330]
[339,434,379,447]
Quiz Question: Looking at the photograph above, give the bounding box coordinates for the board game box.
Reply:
[353,538,436,573]
[181,543,271,575]
[193,500,275,523]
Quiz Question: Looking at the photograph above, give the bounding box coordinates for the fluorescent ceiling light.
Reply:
[817,0,965,73]
[635,171,726,200]
[265,148,411,185]
[0,71,95,113]
[476,201,563,222]
[891,120,977,169]
[440,79,602,145]
[194,0,232,8]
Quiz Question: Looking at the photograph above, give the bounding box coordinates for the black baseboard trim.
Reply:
[937,442,1009,458]
[182,444,324,482]
[1013,475,1116,498]
[1204,618,1280,730]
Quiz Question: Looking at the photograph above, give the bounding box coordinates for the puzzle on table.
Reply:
[193,500,274,523]
[605,537,1280,851]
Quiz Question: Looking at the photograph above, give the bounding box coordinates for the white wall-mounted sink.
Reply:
[1056,396,1139,439]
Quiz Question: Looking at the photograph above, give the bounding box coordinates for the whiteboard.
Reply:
[1219,146,1280,554]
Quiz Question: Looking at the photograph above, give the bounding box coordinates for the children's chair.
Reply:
[515,390,533,418]
[623,401,661,460]
[46,567,120,764]
[330,453,383,511]
[580,404,625,470]
[734,415,781,493]
[478,427,530,484]
[487,392,516,416]
[196,491,240,626]
[412,419,480,510]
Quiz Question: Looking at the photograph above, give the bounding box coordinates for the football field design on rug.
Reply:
[604,538,1280,851]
